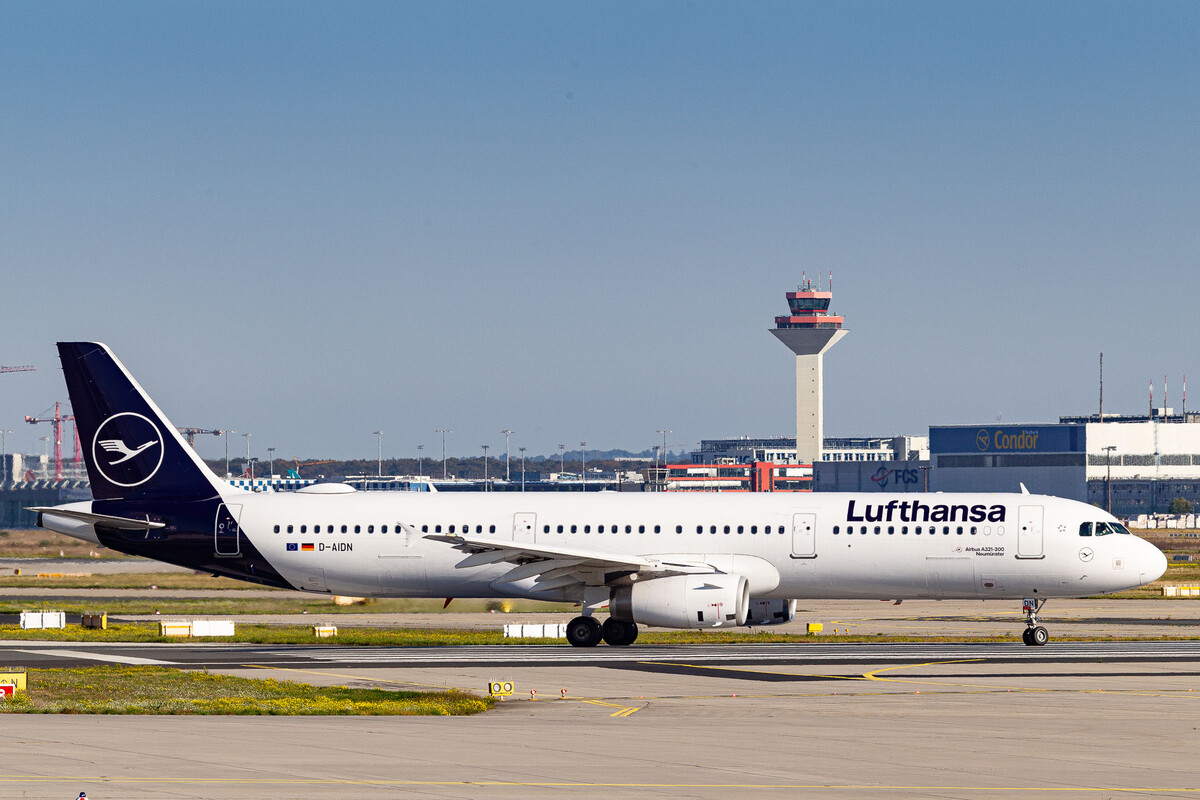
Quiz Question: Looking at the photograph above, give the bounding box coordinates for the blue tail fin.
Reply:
[58,342,223,501]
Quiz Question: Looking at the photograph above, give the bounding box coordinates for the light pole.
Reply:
[657,429,672,466]
[558,444,565,476]
[267,447,276,479]
[481,444,490,490]
[1104,445,1117,514]
[518,447,526,491]
[417,444,424,477]
[580,441,587,491]
[1,429,11,485]
[223,430,235,478]
[248,457,258,487]
[502,429,513,482]
[373,430,384,477]
[242,433,252,475]
[436,429,452,480]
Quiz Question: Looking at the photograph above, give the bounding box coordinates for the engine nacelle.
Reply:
[610,573,749,629]
[744,598,796,626]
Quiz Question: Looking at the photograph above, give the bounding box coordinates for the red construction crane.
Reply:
[1,365,36,374]
[178,427,227,447]
[25,402,78,481]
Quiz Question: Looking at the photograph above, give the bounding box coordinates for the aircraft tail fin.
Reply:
[57,342,224,501]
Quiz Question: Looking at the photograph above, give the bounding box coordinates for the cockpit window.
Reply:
[1079,522,1092,537]
[1110,522,1132,535]
[1093,522,1121,536]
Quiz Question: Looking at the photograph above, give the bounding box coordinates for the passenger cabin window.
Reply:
[300,525,307,533]
[287,525,293,534]
[368,525,375,533]
[273,525,280,533]
[675,525,683,533]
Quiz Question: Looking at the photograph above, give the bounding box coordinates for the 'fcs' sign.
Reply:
[870,466,921,490]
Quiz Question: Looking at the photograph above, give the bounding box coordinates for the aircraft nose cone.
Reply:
[1142,541,1168,583]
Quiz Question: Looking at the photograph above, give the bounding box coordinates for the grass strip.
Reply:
[0,665,492,715]
[0,622,1192,645]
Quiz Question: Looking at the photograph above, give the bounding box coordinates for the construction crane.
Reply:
[288,458,336,479]
[25,402,79,481]
[1,365,36,374]
[177,427,226,447]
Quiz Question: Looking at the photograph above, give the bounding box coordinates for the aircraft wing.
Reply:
[423,533,715,594]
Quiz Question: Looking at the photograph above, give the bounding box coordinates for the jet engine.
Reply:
[744,598,797,626]
[609,573,749,629]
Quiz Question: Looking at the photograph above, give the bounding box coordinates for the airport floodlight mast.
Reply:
[770,274,848,466]
[518,446,526,491]
[481,444,490,490]
[373,430,383,477]
[1105,445,1117,513]
[242,432,251,465]
[580,442,587,489]
[558,443,565,475]
[417,444,424,477]
[223,431,235,478]
[502,429,513,481]
[657,429,672,466]
[267,447,276,479]
[436,429,452,479]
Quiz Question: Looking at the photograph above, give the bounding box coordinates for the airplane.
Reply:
[33,342,1167,648]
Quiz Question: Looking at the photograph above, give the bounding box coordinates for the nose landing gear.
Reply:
[1021,597,1049,646]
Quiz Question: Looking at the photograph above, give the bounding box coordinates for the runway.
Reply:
[8,638,1200,670]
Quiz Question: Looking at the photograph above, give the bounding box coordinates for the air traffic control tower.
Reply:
[771,277,847,466]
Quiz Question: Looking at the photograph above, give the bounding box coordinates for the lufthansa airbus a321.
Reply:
[34,342,1167,647]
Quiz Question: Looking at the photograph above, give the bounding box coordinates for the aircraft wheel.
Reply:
[1021,628,1033,646]
[567,616,603,647]
[1030,626,1050,646]
[602,618,639,646]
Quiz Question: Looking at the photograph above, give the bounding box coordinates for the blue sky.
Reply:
[3,2,1198,463]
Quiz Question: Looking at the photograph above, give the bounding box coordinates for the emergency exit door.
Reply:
[791,513,816,558]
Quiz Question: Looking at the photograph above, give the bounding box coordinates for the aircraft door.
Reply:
[1017,505,1044,559]
[791,513,816,558]
[214,503,242,557]
[513,512,536,543]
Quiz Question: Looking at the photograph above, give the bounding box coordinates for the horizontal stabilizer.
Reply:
[29,506,166,530]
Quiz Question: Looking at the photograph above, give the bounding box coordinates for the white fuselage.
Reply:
[204,488,1164,602]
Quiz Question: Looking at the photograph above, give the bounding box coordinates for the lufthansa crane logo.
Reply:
[92,412,164,487]
[976,429,990,451]
[1078,547,1094,563]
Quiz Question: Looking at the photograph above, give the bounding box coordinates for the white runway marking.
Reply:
[17,648,178,666]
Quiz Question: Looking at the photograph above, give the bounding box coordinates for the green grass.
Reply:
[1,622,1195,646]
[0,666,493,715]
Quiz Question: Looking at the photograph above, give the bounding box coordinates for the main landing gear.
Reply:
[1021,597,1049,646]
[566,616,639,647]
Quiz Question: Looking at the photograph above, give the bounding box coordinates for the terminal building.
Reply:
[930,412,1200,518]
